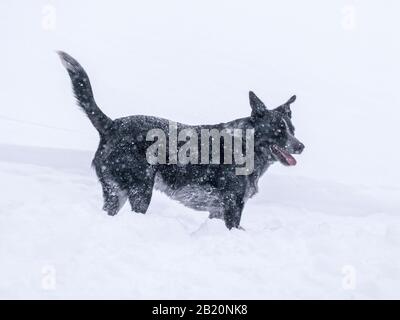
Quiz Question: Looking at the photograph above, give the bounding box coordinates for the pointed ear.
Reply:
[275,95,296,118]
[249,91,267,118]
[286,95,296,105]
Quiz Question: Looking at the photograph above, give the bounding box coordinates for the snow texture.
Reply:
[0,145,399,299]
[0,1,399,299]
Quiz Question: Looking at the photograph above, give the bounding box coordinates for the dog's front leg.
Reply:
[222,194,245,230]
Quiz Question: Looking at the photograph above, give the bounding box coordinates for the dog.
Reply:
[58,51,304,229]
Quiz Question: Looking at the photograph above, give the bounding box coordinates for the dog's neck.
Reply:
[254,145,275,176]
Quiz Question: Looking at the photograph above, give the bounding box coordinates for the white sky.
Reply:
[0,0,399,186]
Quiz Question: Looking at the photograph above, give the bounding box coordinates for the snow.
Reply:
[0,145,399,299]
[1,1,400,299]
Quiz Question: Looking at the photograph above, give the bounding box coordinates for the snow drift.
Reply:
[0,145,399,299]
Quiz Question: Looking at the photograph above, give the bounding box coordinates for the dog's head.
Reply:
[249,91,304,166]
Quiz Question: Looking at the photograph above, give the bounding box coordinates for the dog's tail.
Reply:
[57,51,113,135]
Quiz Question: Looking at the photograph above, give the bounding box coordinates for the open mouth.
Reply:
[270,144,297,166]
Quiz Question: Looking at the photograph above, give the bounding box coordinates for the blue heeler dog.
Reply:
[58,51,304,229]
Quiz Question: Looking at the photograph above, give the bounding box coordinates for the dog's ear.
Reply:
[286,95,296,105]
[249,91,267,118]
[275,95,296,118]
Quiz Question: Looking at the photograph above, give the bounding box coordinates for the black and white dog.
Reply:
[58,51,304,229]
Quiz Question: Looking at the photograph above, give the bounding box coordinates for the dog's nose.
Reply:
[295,143,305,154]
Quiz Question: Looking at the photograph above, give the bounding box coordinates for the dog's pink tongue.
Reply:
[273,145,297,166]
[283,152,297,166]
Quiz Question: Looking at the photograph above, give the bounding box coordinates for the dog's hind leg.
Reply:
[101,179,128,216]
[128,170,155,214]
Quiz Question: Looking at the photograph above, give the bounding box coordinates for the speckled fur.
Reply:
[58,51,304,229]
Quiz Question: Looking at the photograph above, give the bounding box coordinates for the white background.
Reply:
[0,1,399,299]
[1,0,399,185]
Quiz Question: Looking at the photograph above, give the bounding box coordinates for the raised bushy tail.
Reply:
[57,51,113,134]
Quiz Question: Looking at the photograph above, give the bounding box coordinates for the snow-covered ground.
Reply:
[1,144,399,299]
[1,1,400,299]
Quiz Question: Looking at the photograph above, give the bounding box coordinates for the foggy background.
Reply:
[1,0,399,186]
